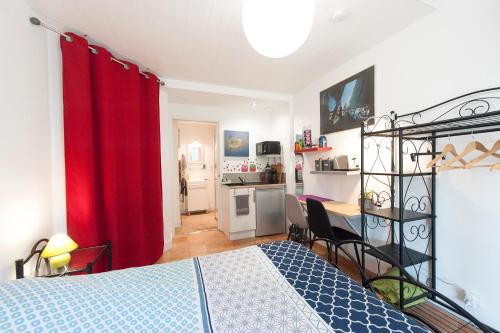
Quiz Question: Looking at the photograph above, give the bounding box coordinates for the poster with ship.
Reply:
[320,66,374,134]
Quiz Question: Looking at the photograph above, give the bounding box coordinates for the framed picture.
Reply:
[224,130,249,157]
[320,66,375,134]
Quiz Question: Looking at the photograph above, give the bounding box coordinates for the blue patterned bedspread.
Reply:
[0,241,429,332]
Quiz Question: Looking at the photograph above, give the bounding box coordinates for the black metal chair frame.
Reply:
[287,224,303,242]
[310,238,493,333]
[286,196,310,245]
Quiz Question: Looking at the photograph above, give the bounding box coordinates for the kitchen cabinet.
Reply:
[187,179,209,214]
[221,183,286,240]
[221,186,255,240]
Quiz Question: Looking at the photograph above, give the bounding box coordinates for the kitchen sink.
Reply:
[224,182,264,187]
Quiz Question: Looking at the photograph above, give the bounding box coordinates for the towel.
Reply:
[180,177,188,202]
[179,154,187,178]
[235,195,250,216]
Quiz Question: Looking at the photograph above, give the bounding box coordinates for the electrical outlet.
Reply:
[464,290,480,309]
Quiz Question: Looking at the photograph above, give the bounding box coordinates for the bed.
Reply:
[0,241,430,332]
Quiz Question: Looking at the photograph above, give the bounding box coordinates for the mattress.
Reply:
[0,241,429,332]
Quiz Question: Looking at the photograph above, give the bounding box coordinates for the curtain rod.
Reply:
[29,17,165,86]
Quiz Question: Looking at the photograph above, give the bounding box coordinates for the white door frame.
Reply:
[171,118,221,237]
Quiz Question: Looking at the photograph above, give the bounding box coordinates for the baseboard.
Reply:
[229,230,256,241]
[163,239,172,251]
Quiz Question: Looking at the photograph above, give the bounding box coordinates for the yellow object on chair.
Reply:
[41,234,78,270]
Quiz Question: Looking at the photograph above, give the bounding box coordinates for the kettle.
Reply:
[261,163,272,183]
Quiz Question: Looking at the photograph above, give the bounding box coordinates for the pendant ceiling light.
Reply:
[242,0,315,58]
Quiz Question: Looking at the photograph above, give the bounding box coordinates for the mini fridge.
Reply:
[255,187,286,236]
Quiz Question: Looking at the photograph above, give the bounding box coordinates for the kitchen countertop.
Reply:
[221,183,287,189]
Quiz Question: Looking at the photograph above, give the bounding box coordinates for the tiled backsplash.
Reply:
[222,155,286,183]
[222,156,283,173]
[222,159,263,173]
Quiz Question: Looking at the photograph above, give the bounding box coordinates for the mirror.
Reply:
[188,142,204,165]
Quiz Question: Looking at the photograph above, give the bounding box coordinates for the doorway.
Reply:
[174,120,218,235]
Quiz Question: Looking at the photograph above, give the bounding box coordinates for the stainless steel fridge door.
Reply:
[255,187,286,236]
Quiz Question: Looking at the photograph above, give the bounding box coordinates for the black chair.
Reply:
[306,198,362,264]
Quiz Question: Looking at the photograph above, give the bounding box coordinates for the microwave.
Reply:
[256,141,281,156]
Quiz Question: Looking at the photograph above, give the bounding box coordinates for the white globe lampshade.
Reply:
[242,0,315,58]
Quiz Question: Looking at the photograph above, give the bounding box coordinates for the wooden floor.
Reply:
[157,212,285,263]
[158,224,482,332]
[175,211,218,235]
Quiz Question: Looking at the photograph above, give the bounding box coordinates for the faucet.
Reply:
[238,176,246,185]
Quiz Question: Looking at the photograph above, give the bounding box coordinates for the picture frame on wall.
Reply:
[224,130,249,157]
[319,66,375,134]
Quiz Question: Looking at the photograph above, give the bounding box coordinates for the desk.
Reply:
[297,194,361,235]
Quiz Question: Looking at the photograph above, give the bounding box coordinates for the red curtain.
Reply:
[61,33,164,270]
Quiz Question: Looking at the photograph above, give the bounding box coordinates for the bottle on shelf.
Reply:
[303,126,312,147]
[319,135,327,148]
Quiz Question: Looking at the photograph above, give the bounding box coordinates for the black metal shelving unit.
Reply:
[360,87,500,310]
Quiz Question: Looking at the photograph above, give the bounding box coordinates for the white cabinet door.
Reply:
[187,180,209,212]
[229,188,256,233]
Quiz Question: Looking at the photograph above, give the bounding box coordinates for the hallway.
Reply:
[175,211,218,235]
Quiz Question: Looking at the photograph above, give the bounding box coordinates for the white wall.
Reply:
[159,88,174,250]
[47,30,67,235]
[271,109,294,189]
[169,103,290,171]
[0,0,53,280]
[293,0,500,328]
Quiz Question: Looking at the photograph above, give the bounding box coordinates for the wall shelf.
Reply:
[295,147,332,154]
[310,170,360,176]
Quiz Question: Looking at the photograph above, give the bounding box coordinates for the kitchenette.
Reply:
[220,141,287,240]
[221,181,286,240]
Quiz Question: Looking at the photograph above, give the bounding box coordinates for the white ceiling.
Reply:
[27,0,434,94]
[168,89,289,113]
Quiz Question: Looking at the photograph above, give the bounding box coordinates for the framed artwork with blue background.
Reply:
[320,66,374,134]
[224,130,249,157]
